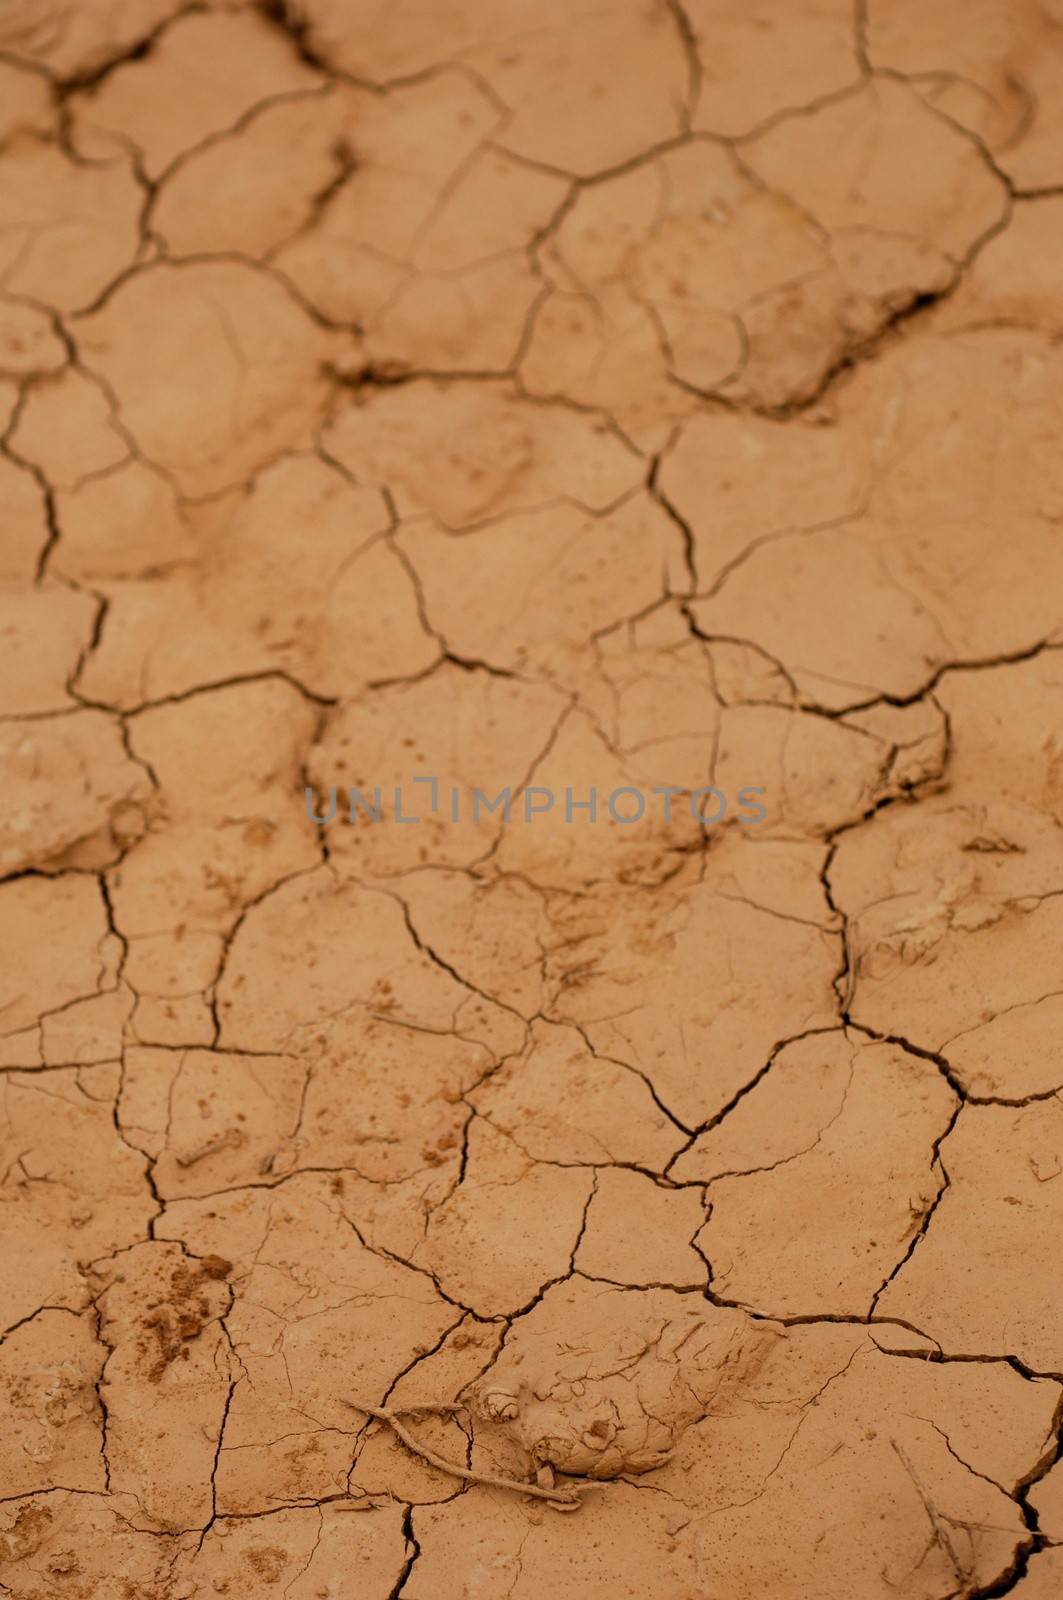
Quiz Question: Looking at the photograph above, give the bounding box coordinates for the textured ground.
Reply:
[2,1,1063,1596]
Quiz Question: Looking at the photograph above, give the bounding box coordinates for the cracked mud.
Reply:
[1,1,1062,1596]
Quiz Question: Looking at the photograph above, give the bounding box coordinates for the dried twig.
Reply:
[344,1400,596,1510]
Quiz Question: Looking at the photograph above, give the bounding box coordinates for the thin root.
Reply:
[344,1400,596,1509]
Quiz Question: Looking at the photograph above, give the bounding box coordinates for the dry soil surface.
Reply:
[2,2,1063,1597]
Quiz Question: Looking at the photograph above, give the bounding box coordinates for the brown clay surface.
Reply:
[1,2,1062,1596]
